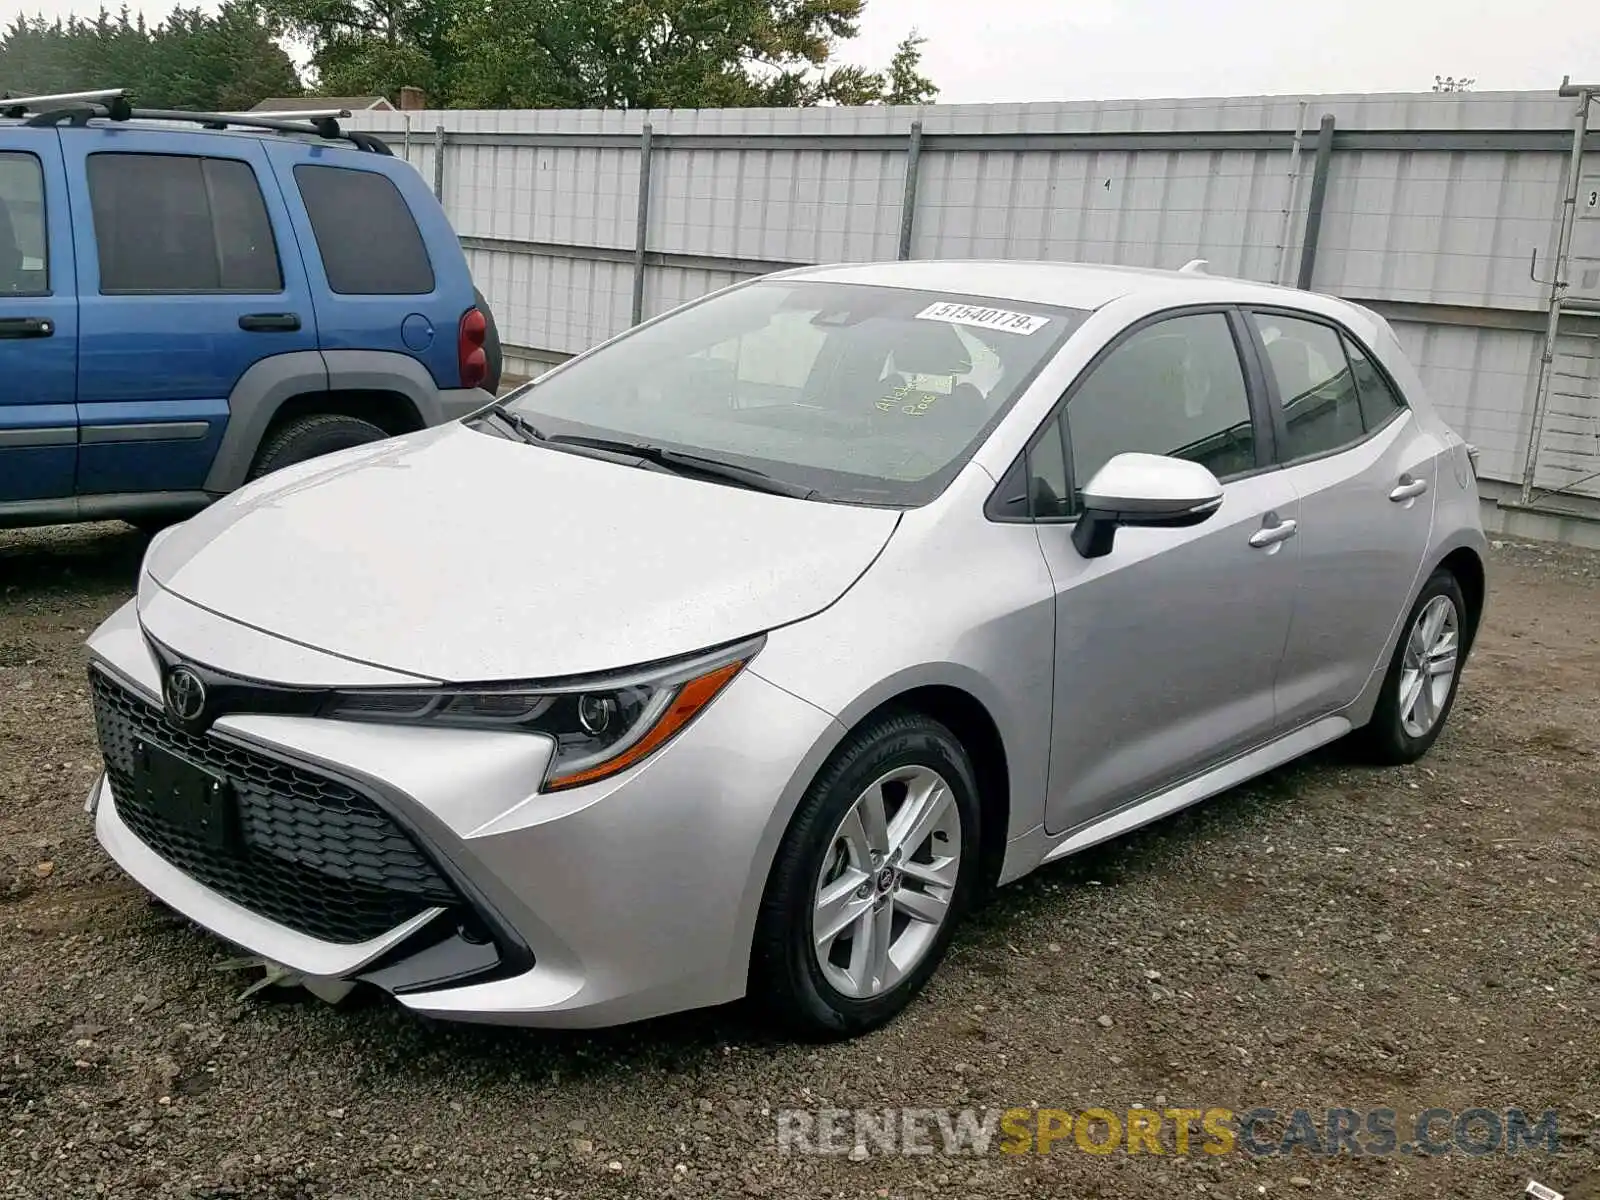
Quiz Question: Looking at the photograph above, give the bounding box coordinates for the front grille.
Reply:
[91,668,461,945]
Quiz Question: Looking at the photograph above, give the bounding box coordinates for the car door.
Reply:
[262,142,458,387]
[1011,308,1302,837]
[61,129,318,496]
[1241,309,1438,728]
[0,131,77,507]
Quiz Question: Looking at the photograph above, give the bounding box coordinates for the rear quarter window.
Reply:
[293,164,435,295]
[1343,335,1408,431]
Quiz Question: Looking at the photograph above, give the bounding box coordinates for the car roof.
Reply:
[783,258,1366,323]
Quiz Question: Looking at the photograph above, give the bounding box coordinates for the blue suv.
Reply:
[0,90,501,531]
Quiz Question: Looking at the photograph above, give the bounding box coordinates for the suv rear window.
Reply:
[293,164,434,295]
[87,153,282,294]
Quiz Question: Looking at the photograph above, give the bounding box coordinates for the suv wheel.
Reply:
[1354,568,1468,764]
[750,711,981,1039]
[247,414,389,481]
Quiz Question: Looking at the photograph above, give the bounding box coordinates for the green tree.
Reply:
[818,31,935,106]
[260,0,451,102]
[260,0,936,108]
[0,2,301,111]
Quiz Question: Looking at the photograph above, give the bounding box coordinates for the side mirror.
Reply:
[1071,452,1224,559]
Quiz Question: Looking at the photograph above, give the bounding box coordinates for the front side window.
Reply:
[504,281,1086,506]
[0,151,47,295]
[87,153,282,293]
[1063,311,1256,505]
[1251,312,1364,460]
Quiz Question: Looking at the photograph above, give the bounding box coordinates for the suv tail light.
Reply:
[458,307,488,389]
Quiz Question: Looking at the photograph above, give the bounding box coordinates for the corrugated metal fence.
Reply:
[349,91,1600,521]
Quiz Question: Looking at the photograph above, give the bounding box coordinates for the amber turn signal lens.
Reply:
[543,659,746,791]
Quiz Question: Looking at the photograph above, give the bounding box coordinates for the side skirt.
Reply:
[1000,714,1353,882]
[0,490,213,530]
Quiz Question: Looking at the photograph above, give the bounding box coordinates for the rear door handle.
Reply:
[0,316,54,339]
[1389,477,1429,502]
[1249,518,1299,549]
[238,313,302,332]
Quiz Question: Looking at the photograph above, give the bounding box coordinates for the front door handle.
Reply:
[0,316,54,339]
[1389,476,1429,502]
[238,313,302,332]
[1249,518,1299,549]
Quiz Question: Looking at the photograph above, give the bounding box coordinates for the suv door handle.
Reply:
[238,313,302,332]
[1389,476,1429,502]
[0,316,54,339]
[1248,517,1298,548]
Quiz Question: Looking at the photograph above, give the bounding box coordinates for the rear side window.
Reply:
[1250,312,1364,461]
[293,164,434,295]
[1344,336,1407,431]
[87,153,282,294]
[0,151,48,294]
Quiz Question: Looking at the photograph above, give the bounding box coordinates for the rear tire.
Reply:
[750,711,981,1040]
[246,414,388,482]
[1352,568,1468,765]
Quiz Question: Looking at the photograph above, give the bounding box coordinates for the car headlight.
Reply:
[323,636,763,792]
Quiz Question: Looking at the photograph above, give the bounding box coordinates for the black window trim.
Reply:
[0,148,51,297]
[985,303,1281,525]
[1339,324,1411,439]
[1241,304,1411,469]
[87,150,286,297]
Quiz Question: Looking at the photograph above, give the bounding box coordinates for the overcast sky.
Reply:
[10,0,1600,104]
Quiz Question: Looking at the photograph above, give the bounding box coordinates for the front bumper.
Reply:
[87,597,839,1027]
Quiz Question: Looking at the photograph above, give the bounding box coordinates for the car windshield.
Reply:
[501,279,1087,505]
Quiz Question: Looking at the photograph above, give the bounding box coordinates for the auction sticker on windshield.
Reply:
[916,302,1051,336]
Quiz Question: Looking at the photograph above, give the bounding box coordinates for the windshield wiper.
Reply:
[543,434,817,500]
[476,401,547,445]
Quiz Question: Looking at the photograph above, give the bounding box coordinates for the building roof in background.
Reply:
[249,96,393,113]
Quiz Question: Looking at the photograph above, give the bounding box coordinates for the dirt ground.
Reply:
[1,523,1597,1200]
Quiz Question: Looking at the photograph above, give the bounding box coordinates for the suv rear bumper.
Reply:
[437,385,495,421]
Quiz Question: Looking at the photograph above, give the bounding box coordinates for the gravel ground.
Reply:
[2,523,1597,1200]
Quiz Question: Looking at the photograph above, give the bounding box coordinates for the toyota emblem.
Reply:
[164,666,208,724]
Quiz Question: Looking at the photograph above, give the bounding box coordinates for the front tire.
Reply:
[1354,568,1468,765]
[246,414,388,482]
[750,712,981,1040]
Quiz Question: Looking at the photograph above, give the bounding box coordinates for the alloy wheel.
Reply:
[1399,594,1460,739]
[811,765,962,1000]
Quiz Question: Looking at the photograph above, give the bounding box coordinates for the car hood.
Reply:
[146,424,901,682]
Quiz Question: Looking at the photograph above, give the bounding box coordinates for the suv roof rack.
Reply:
[0,87,128,117]
[2,87,392,155]
[228,108,352,121]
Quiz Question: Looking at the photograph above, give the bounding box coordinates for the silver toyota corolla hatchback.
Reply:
[85,261,1487,1038]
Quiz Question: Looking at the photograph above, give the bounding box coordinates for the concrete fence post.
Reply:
[898,120,924,261]
[632,123,655,326]
[432,122,446,201]
[1296,115,1336,291]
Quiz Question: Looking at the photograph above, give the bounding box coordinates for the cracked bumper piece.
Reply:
[86,600,836,1027]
